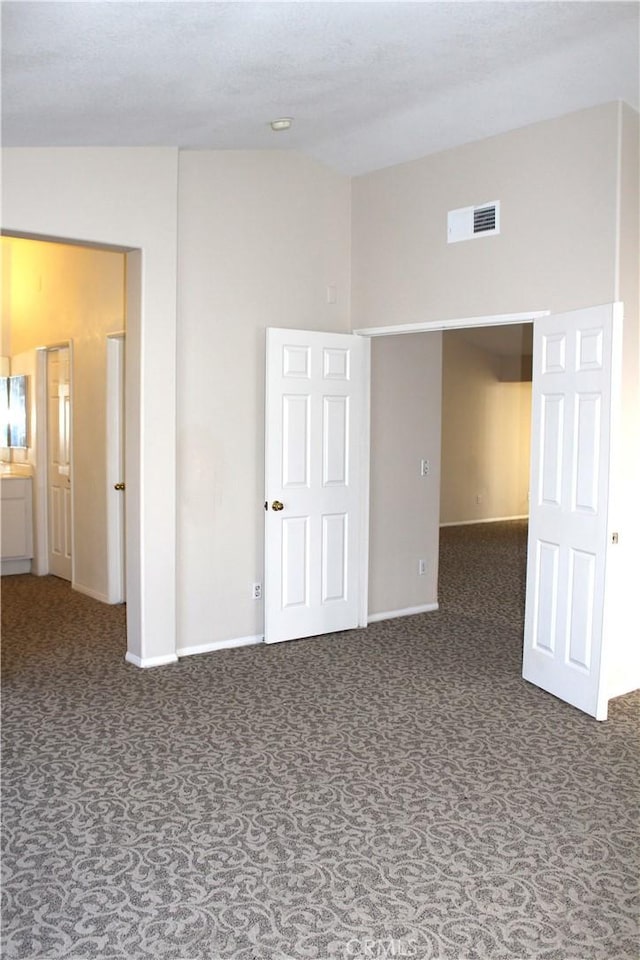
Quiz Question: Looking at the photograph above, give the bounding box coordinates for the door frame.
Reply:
[358,341,371,629]
[354,310,550,630]
[353,310,550,339]
[32,348,48,576]
[106,332,126,604]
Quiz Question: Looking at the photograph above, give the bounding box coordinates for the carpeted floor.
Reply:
[1,521,638,960]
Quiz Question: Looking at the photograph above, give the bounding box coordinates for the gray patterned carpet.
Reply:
[2,521,639,960]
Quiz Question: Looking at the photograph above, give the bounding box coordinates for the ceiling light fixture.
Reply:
[270,118,293,132]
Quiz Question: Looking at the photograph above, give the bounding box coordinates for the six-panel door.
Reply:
[523,303,621,719]
[264,329,366,644]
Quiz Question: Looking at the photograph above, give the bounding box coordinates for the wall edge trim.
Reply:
[440,515,528,527]
[125,652,179,669]
[177,635,264,658]
[73,582,110,604]
[368,602,439,623]
[354,311,550,338]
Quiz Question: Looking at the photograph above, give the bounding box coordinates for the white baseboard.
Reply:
[125,651,179,669]
[177,634,263,658]
[73,581,109,603]
[608,677,640,701]
[440,515,528,528]
[1,559,32,576]
[368,602,439,624]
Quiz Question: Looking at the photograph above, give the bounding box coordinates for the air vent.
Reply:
[448,201,500,243]
[473,204,497,233]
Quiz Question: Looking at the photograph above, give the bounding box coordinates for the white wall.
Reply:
[352,103,619,327]
[1,243,11,357]
[440,333,531,525]
[176,151,352,649]
[368,332,442,617]
[2,148,179,664]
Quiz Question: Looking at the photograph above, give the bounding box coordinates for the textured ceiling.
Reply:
[2,1,638,175]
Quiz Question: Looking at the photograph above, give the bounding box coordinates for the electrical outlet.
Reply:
[420,459,430,477]
[252,583,262,600]
[418,559,427,576]
[476,494,483,504]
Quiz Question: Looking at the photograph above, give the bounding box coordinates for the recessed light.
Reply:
[270,118,293,132]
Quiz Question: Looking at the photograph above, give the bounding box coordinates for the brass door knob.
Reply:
[114,482,126,491]
[271,500,284,511]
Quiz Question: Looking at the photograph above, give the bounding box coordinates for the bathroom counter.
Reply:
[0,463,33,478]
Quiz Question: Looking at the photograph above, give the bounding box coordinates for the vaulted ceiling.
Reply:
[2,1,638,175]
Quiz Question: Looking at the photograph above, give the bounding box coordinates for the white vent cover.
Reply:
[447,201,500,243]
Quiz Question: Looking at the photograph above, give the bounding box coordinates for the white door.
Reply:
[265,328,368,644]
[106,335,126,603]
[47,346,73,581]
[523,303,622,720]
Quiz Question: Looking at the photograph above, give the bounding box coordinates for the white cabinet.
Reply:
[1,477,33,575]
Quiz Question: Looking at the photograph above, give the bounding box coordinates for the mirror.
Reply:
[0,375,29,448]
[0,377,8,447]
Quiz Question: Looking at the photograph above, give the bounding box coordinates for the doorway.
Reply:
[438,323,533,620]
[2,236,129,611]
[440,324,533,528]
[362,312,544,631]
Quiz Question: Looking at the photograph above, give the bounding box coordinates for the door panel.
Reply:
[265,328,366,645]
[282,516,309,608]
[323,396,348,484]
[322,513,348,602]
[51,486,63,555]
[282,394,310,487]
[523,304,621,719]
